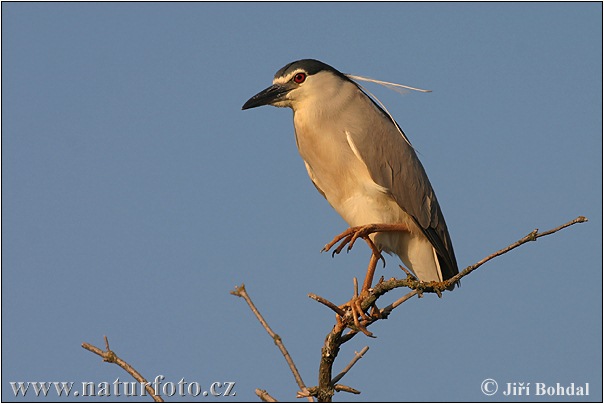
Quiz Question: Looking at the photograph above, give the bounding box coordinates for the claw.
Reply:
[347,228,367,252]
[334,235,354,256]
[323,225,389,269]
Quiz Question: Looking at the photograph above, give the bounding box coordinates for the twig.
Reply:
[398,265,415,279]
[383,290,419,314]
[231,284,313,402]
[351,215,589,324]
[81,336,163,402]
[334,384,361,394]
[331,346,369,385]
[308,293,346,317]
[256,388,278,402]
[442,215,588,289]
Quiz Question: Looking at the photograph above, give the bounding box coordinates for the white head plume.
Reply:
[346,74,432,94]
[346,74,431,148]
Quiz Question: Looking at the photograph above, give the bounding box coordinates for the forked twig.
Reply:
[81,336,163,402]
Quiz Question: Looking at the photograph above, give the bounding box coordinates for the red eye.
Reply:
[293,72,306,84]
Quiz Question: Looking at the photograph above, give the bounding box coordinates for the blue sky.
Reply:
[2,2,602,402]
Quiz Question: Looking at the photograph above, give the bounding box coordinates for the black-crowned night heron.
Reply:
[242,59,458,332]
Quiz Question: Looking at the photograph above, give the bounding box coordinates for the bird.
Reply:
[242,59,458,329]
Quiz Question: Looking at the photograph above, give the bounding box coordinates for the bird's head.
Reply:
[242,59,353,111]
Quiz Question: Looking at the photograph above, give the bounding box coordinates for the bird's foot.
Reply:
[335,278,381,337]
[337,292,374,337]
[322,224,387,265]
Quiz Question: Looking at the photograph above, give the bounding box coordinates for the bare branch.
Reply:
[383,290,419,314]
[331,346,369,385]
[442,215,588,288]
[353,215,589,324]
[314,320,344,402]
[311,215,587,401]
[334,384,361,394]
[308,293,346,317]
[82,337,163,402]
[231,284,313,402]
[256,388,278,402]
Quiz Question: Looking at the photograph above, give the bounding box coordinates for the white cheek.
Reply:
[272,100,290,108]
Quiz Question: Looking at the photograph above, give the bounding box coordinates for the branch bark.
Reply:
[331,346,369,385]
[81,336,163,402]
[256,388,278,402]
[231,284,313,402]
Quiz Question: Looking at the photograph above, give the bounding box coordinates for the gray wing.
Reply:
[346,102,459,284]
